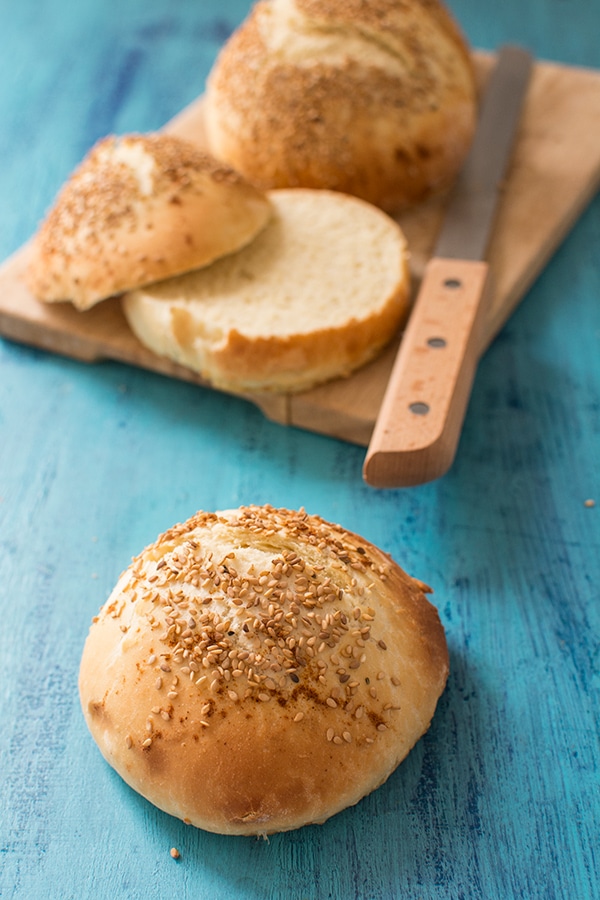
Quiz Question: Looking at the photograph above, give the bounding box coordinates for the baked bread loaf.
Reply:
[79,504,449,835]
[122,188,410,394]
[204,0,477,212]
[26,133,272,310]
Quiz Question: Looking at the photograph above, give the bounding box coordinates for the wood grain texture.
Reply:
[364,259,491,487]
[0,2,598,899]
[0,55,599,446]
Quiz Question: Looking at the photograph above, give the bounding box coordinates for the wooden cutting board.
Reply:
[1,53,599,446]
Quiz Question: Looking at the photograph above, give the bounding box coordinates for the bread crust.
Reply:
[204,0,477,212]
[122,188,411,394]
[79,505,449,835]
[26,134,272,310]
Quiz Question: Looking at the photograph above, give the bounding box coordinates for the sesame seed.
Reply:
[125,735,133,749]
[333,735,343,745]
[142,738,152,748]
[326,697,337,708]
[326,728,334,742]
[377,723,387,732]
[293,712,304,722]
[170,848,180,860]
[378,640,388,650]
[391,676,401,686]
[342,732,352,743]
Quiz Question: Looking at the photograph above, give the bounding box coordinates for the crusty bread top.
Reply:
[79,504,449,835]
[26,133,272,310]
[122,188,411,394]
[204,0,477,212]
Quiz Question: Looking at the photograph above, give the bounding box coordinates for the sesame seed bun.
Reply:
[26,133,272,310]
[79,505,448,835]
[204,0,477,212]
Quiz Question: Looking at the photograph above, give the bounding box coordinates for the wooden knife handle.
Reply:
[363,257,491,488]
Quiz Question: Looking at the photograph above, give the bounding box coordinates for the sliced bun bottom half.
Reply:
[79,505,449,835]
[122,188,411,394]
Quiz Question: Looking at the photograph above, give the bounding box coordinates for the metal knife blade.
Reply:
[363,45,533,488]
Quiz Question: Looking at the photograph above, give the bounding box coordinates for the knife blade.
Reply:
[363,45,533,488]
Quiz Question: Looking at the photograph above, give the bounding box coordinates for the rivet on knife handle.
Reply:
[363,257,491,488]
[363,44,533,489]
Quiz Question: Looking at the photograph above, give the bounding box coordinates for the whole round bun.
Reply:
[122,188,410,394]
[204,0,477,212]
[26,133,272,310]
[79,504,449,835]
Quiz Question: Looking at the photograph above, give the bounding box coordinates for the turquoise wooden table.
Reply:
[0,1,598,898]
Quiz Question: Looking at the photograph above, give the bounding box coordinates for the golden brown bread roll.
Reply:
[79,505,449,835]
[26,133,272,310]
[204,0,477,212]
[122,188,411,394]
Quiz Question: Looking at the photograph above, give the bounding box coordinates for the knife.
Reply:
[363,45,533,488]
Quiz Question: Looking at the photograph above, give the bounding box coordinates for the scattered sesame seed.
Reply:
[170,848,180,860]
[584,499,596,508]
